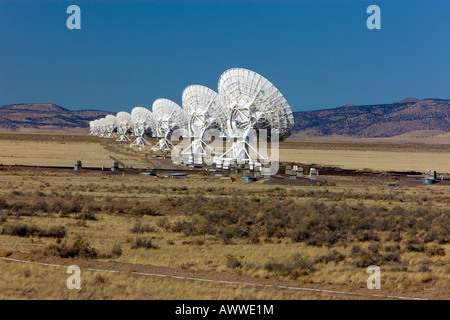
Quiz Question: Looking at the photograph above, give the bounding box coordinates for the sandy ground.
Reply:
[0,133,449,173]
[288,130,450,145]
[0,140,112,168]
[0,139,150,169]
[280,149,450,173]
[0,133,448,300]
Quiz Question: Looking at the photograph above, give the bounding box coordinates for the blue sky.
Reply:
[0,0,448,113]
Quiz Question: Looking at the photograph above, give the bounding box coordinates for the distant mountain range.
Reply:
[0,98,449,137]
[0,103,113,132]
[292,98,450,137]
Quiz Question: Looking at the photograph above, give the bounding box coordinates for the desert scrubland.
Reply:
[0,133,448,299]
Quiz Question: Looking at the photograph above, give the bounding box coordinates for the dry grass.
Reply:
[0,261,318,300]
[1,133,450,173]
[0,170,448,299]
[280,148,450,173]
[0,134,449,299]
[0,133,152,168]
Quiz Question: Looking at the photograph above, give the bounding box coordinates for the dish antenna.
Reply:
[89,120,95,136]
[91,119,101,137]
[151,98,188,154]
[115,111,132,142]
[96,117,107,138]
[104,115,117,138]
[181,85,227,164]
[214,68,294,169]
[130,106,156,149]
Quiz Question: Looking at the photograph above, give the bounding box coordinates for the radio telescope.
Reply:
[91,119,101,137]
[151,98,188,154]
[95,119,104,137]
[90,117,110,138]
[130,106,156,149]
[89,120,95,136]
[115,111,132,142]
[96,117,107,138]
[214,68,294,169]
[104,115,117,139]
[181,85,227,164]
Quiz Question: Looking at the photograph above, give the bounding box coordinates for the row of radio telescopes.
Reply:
[89,68,294,170]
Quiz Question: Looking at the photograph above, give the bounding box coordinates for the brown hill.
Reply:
[293,98,450,137]
[2,99,449,137]
[0,103,113,133]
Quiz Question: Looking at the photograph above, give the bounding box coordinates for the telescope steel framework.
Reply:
[213,68,294,169]
[115,111,132,142]
[151,98,188,154]
[181,85,227,164]
[103,115,117,139]
[89,67,294,175]
[130,106,156,149]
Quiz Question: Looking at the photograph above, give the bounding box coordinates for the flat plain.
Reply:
[0,133,448,300]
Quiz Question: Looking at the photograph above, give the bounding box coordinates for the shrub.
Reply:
[94,273,106,284]
[130,222,155,234]
[1,250,12,257]
[74,211,97,221]
[131,205,160,216]
[9,201,28,213]
[264,254,315,278]
[1,223,32,237]
[418,265,431,273]
[358,231,380,242]
[170,220,198,236]
[406,243,425,253]
[218,227,235,245]
[225,255,241,269]
[350,245,365,258]
[368,243,381,254]
[130,237,158,249]
[32,200,49,213]
[50,201,70,215]
[42,236,97,258]
[0,198,9,210]
[0,215,7,224]
[156,217,169,229]
[385,244,401,252]
[314,250,345,265]
[382,252,401,263]
[427,245,446,256]
[354,253,381,268]
[38,225,66,238]
[289,227,310,242]
[103,243,122,258]
[75,220,88,227]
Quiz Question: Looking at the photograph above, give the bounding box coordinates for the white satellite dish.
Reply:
[95,119,103,137]
[130,106,156,149]
[181,85,227,164]
[89,120,95,135]
[96,117,107,138]
[151,98,188,154]
[90,118,107,138]
[115,111,132,142]
[104,114,117,138]
[214,68,294,169]
[90,119,99,136]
